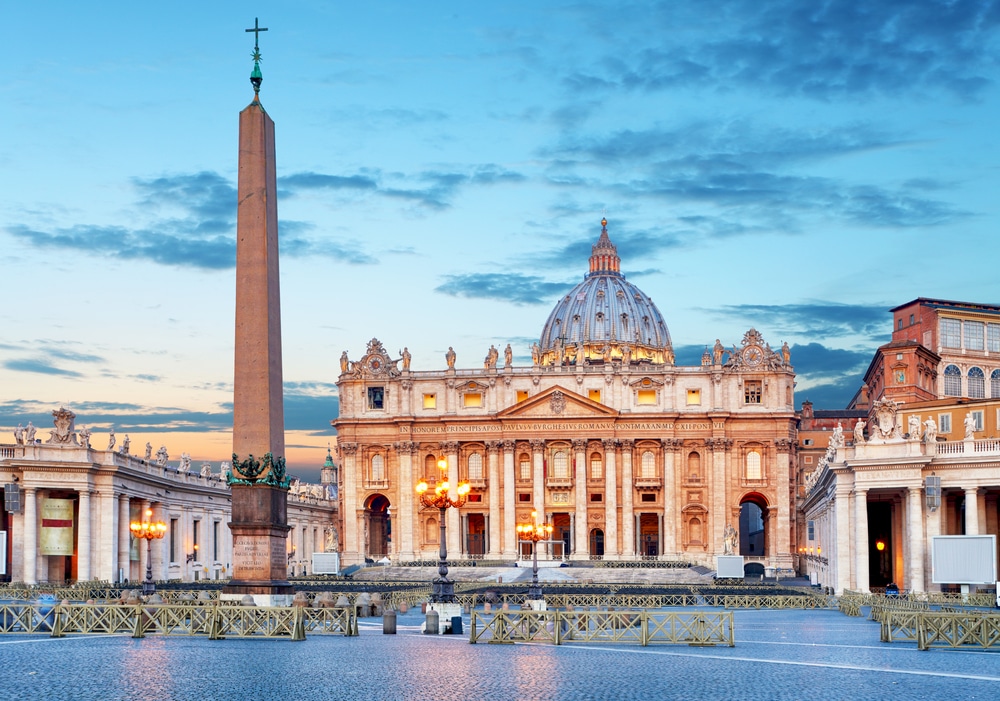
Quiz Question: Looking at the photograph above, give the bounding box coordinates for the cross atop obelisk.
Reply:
[223,18,293,605]
[245,17,268,96]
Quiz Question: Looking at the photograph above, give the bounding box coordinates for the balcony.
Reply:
[634,475,662,490]
[545,475,574,490]
[363,477,390,490]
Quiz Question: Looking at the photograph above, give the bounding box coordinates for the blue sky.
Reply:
[3,1,999,481]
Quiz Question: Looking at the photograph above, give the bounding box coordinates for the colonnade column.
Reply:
[854,487,869,593]
[907,486,925,593]
[340,443,359,564]
[530,440,546,557]
[444,442,460,557]
[501,441,516,557]
[77,489,92,582]
[396,441,415,560]
[925,492,942,592]
[486,441,501,557]
[118,494,131,584]
[23,487,37,585]
[603,439,618,557]
[835,483,853,594]
[620,440,634,558]
[99,490,118,582]
[573,439,587,560]
[965,487,981,535]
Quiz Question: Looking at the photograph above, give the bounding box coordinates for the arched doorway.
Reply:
[739,494,768,557]
[364,494,390,560]
[589,528,604,558]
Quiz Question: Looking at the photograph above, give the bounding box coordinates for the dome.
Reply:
[537,219,673,366]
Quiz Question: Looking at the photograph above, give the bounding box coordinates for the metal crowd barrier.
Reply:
[469,609,735,647]
[879,609,1000,650]
[0,602,358,641]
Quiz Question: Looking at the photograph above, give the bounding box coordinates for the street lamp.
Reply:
[516,510,553,602]
[415,458,470,603]
[129,508,167,596]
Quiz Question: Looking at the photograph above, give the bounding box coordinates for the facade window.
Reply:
[803,439,813,446]
[897,318,903,330]
[422,393,436,409]
[964,320,985,350]
[552,451,569,479]
[687,451,701,481]
[804,455,813,464]
[640,451,656,479]
[909,314,915,325]
[970,410,984,432]
[943,365,962,396]
[588,389,601,403]
[467,452,483,481]
[939,413,951,434]
[213,521,220,562]
[370,454,384,482]
[516,390,529,402]
[590,493,603,502]
[807,520,815,541]
[745,451,762,480]
[941,318,961,348]
[590,453,603,480]
[463,392,483,408]
[518,493,531,502]
[192,520,200,556]
[686,389,701,405]
[637,389,656,405]
[744,380,762,404]
[991,369,1000,398]
[641,493,656,503]
[519,454,531,480]
[424,455,438,480]
[367,386,384,410]
[968,367,985,399]
[988,323,1000,352]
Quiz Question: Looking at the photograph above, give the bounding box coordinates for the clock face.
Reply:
[742,345,763,366]
[368,356,383,373]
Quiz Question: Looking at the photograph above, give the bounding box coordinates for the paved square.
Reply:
[1,609,997,700]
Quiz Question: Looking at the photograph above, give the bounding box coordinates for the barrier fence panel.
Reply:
[470,610,734,647]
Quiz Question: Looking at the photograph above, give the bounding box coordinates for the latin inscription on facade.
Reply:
[402,421,718,434]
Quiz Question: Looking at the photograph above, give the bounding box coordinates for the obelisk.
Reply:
[222,18,293,605]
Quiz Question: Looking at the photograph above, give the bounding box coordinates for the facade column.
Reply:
[99,490,118,583]
[620,440,634,558]
[662,440,677,557]
[501,441,516,557]
[77,489,92,582]
[774,439,793,566]
[658,513,664,558]
[530,440,546,557]
[835,481,853,594]
[23,488,37,585]
[709,438,729,561]
[906,486,926,593]
[444,442,460,558]
[854,487,869,593]
[573,439,587,560]
[118,495,131,584]
[603,439,619,557]
[340,443,359,564]
[486,441,501,557]
[965,487,981,535]
[396,442,415,560]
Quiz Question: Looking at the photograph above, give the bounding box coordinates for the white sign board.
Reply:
[0,531,6,576]
[931,535,997,584]
[312,552,341,575]
[716,555,745,578]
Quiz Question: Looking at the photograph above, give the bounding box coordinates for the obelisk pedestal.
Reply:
[222,55,293,605]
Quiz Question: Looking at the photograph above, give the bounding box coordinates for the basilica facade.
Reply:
[334,220,797,570]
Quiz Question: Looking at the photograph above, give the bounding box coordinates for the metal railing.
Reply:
[0,602,357,640]
[470,609,735,646]
[878,609,1000,650]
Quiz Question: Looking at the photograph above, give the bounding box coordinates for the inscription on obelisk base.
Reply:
[221,21,294,607]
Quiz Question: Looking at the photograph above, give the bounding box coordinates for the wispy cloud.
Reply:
[709,302,889,341]
[3,359,83,377]
[566,1,1000,101]
[435,273,573,305]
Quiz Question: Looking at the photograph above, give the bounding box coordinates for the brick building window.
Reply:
[941,318,961,348]
[943,365,962,396]
[992,369,1000,399]
[968,367,985,399]
[989,324,1000,352]
[964,321,985,350]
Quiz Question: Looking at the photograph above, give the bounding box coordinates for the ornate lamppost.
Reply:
[130,508,167,596]
[516,510,553,603]
[415,458,470,603]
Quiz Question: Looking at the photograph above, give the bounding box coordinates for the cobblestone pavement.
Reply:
[1,609,997,700]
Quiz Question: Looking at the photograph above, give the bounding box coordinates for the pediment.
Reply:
[497,386,619,419]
